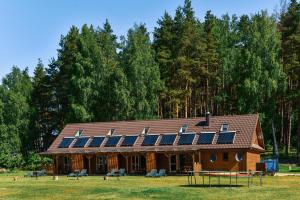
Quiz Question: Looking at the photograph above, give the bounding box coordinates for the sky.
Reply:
[0,0,281,79]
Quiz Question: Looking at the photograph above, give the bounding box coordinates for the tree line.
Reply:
[0,0,299,168]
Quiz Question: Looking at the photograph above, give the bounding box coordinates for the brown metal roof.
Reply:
[42,114,264,155]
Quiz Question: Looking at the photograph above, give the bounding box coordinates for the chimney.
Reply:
[205,112,210,126]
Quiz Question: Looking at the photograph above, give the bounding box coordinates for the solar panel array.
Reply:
[88,137,105,147]
[142,135,159,146]
[72,137,90,148]
[178,133,195,145]
[159,134,177,145]
[105,136,122,147]
[58,137,75,148]
[198,133,215,144]
[217,132,235,144]
[121,136,138,146]
[57,129,236,148]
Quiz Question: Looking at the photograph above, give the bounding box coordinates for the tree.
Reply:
[0,67,32,168]
[280,0,300,158]
[92,20,131,121]
[121,24,162,119]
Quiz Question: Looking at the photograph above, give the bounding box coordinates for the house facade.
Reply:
[42,113,264,175]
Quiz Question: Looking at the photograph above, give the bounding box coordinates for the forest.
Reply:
[0,0,299,168]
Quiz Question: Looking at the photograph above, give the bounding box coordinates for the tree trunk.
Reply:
[283,101,292,157]
[272,119,279,158]
[297,100,300,164]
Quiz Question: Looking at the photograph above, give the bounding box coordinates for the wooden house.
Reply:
[41,113,264,175]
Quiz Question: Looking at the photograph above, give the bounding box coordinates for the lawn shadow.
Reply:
[179,184,244,188]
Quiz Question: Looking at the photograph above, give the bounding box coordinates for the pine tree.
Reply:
[202,10,220,115]
[30,59,49,151]
[92,20,131,121]
[280,0,300,158]
[121,24,162,119]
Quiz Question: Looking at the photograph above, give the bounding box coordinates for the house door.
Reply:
[96,155,108,174]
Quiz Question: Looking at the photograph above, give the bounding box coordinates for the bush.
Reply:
[0,151,24,169]
[26,152,52,170]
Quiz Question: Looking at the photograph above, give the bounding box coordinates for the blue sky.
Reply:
[0,0,280,79]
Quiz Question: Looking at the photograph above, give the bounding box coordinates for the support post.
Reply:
[125,155,129,174]
[176,154,180,173]
[87,155,91,175]
[55,155,59,175]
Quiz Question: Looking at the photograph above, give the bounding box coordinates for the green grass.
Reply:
[279,164,300,173]
[1,172,300,200]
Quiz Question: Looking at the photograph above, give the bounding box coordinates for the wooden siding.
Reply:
[146,152,156,173]
[71,154,84,170]
[107,154,118,171]
[201,150,247,171]
[246,151,261,171]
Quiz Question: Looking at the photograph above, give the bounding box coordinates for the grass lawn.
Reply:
[279,164,300,173]
[1,172,300,200]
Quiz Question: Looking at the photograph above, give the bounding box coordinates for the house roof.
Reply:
[42,114,264,155]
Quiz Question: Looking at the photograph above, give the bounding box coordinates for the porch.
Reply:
[52,151,201,175]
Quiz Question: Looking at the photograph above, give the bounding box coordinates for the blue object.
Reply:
[263,158,279,172]
[105,136,121,147]
[88,136,105,147]
[160,134,177,145]
[217,132,235,144]
[178,133,195,145]
[142,135,159,146]
[121,136,138,146]
[198,133,215,144]
[72,137,90,148]
[58,137,74,148]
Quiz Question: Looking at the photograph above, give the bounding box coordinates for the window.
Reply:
[108,128,115,136]
[131,155,144,172]
[170,155,177,172]
[96,155,107,173]
[63,157,71,172]
[75,129,83,137]
[142,127,150,135]
[223,152,229,161]
[210,154,217,163]
[179,124,188,133]
[235,153,243,162]
[220,123,229,132]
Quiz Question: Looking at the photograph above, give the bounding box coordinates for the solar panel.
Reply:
[217,132,235,144]
[72,137,90,148]
[121,136,138,146]
[198,133,215,144]
[58,137,74,148]
[159,134,177,145]
[88,136,105,147]
[105,136,121,147]
[142,135,159,146]
[178,133,195,145]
